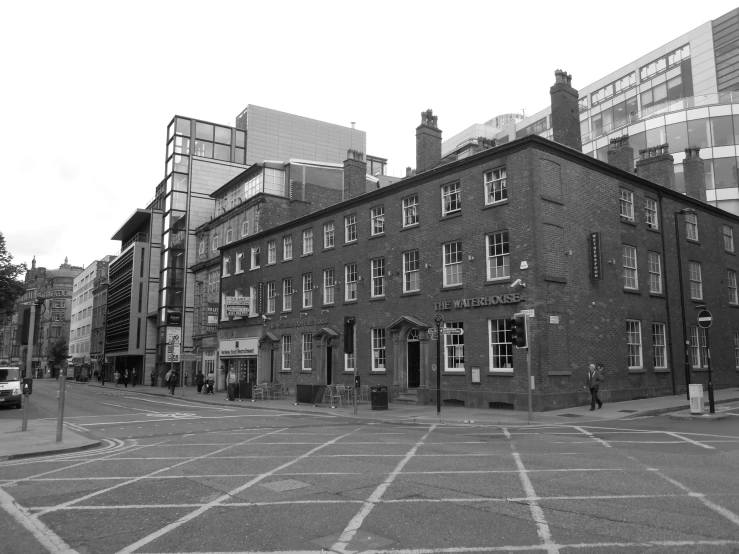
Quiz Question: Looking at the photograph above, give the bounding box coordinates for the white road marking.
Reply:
[502,428,511,439]
[663,432,715,450]
[0,487,76,554]
[654,470,739,527]
[512,451,559,554]
[573,426,611,448]
[117,395,234,410]
[331,425,437,552]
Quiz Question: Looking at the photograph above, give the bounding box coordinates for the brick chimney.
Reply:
[683,147,706,202]
[607,135,634,173]
[343,149,367,201]
[416,109,442,173]
[550,69,581,152]
[635,144,675,190]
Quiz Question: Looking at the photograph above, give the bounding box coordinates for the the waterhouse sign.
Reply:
[434,293,524,311]
[269,318,329,330]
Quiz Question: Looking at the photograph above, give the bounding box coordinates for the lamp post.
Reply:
[674,207,697,400]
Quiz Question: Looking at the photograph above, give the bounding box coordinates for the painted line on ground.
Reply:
[654,470,739,528]
[573,426,611,448]
[512,451,559,554]
[663,432,715,450]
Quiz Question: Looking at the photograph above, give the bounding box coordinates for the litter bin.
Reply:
[370,385,388,411]
[689,384,704,415]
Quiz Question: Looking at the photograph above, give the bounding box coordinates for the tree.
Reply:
[48,338,69,378]
[0,232,26,313]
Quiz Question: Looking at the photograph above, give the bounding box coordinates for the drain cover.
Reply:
[618,409,637,413]
[557,413,582,418]
[261,479,310,492]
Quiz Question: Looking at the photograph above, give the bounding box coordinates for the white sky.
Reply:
[2,0,737,272]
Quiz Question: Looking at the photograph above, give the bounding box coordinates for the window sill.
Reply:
[280,310,292,314]
[628,368,646,374]
[443,371,466,376]
[687,239,700,245]
[441,284,464,291]
[369,233,385,240]
[623,288,641,295]
[548,371,572,376]
[440,212,462,222]
[484,278,511,286]
[371,371,387,374]
[730,303,739,308]
[401,291,421,297]
[343,300,358,305]
[282,259,292,263]
[483,200,510,210]
[649,292,665,298]
[280,369,291,373]
[323,246,335,252]
[653,368,671,373]
[488,370,514,376]
[301,369,312,372]
[725,250,736,256]
[322,303,335,308]
[369,296,385,302]
[690,298,705,303]
[234,270,244,275]
[620,218,636,226]
[692,367,709,373]
[401,224,420,232]
[266,262,276,267]
[344,241,358,247]
[301,253,313,258]
[646,227,660,234]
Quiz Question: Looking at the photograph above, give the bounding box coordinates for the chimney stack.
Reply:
[550,69,581,152]
[635,144,675,190]
[683,147,707,202]
[416,109,442,173]
[343,149,367,201]
[607,135,634,173]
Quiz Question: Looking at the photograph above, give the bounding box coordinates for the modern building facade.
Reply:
[446,8,739,216]
[215,73,739,411]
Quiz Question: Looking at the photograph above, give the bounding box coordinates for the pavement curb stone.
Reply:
[0,440,102,462]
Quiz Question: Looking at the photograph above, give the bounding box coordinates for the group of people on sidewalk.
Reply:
[96,368,137,388]
[163,368,216,396]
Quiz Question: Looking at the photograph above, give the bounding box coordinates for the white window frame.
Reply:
[403,195,419,227]
[281,335,291,370]
[371,258,385,298]
[324,222,335,249]
[323,269,335,305]
[302,273,313,309]
[241,219,249,237]
[283,236,292,260]
[620,189,634,221]
[488,318,513,372]
[403,250,420,293]
[225,227,233,244]
[723,225,735,252]
[211,234,219,252]
[371,328,386,371]
[345,263,357,301]
[235,252,244,274]
[689,261,702,300]
[345,326,355,372]
[622,245,638,290]
[652,322,667,369]
[222,256,231,277]
[689,326,708,368]
[443,241,463,287]
[302,229,313,255]
[345,214,357,243]
[645,198,658,230]
[626,319,643,369]
[484,167,507,205]
[267,240,276,264]
[729,270,738,305]
[441,182,461,216]
[685,213,698,241]
[734,331,739,369]
[282,278,292,311]
[198,240,205,256]
[371,206,385,236]
[486,231,510,281]
[250,247,260,269]
[444,322,464,372]
[267,281,276,314]
[302,333,312,370]
[647,251,662,294]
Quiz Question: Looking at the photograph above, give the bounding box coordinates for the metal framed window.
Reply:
[648,252,662,294]
[403,251,420,292]
[488,319,513,372]
[282,278,292,311]
[281,335,291,370]
[734,331,739,369]
[626,320,642,369]
[323,269,335,305]
[444,322,464,371]
[371,258,385,297]
[652,323,667,369]
[324,222,335,249]
[345,263,357,301]
[371,328,386,371]
[302,229,313,255]
[689,261,702,300]
[345,214,357,243]
[685,213,698,241]
[724,225,735,252]
[620,189,634,221]
[729,270,738,305]
[645,198,658,230]
[441,182,461,216]
[443,242,463,286]
[486,231,510,280]
[484,167,507,205]
[267,240,276,264]
[302,273,313,309]
[267,282,276,314]
[403,195,419,227]
[283,236,292,260]
[371,206,385,235]
[622,245,638,290]
[689,326,708,368]
[302,333,312,370]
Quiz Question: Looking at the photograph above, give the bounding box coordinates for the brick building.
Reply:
[216,71,739,411]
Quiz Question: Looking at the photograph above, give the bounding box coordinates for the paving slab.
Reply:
[0,419,101,461]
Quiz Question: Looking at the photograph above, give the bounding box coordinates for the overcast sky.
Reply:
[2,1,737,273]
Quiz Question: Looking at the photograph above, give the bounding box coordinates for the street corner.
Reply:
[669,410,733,421]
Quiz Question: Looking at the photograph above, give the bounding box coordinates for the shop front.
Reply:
[218,338,259,395]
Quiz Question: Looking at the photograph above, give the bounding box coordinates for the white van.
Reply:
[0,366,22,408]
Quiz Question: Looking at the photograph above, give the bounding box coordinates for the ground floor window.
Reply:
[345,326,355,371]
[488,318,512,372]
[301,333,312,370]
[690,326,708,368]
[735,331,739,369]
[626,320,642,369]
[371,328,385,371]
[652,323,667,369]
[444,322,464,371]
[281,335,291,370]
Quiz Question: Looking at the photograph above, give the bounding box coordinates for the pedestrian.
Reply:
[584,363,603,410]
[165,367,177,395]
[93,369,99,382]
[184,372,188,387]
[195,370,205,394]
[101,369,105,386]
[150,371,155,387]
[206,369,215,395]
[132,368,137,387]
[226,367,238,401]
[122,369,129,388]
[114,370,120,388]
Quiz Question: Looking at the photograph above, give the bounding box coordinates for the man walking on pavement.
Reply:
[226,367,238,401]
[584,363,603,410]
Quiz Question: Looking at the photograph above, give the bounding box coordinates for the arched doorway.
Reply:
[386,316,431,390]
[314,327,339,385]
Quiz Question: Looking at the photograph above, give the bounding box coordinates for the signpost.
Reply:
[697,309,715,414]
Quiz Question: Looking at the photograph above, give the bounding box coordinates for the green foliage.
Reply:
[0,232,26,313]
[48,338,69,369]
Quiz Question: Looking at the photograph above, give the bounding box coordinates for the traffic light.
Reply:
[509,313,528,349]
[344,316,356,354]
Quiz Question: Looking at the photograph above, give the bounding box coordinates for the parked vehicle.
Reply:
[0,366,22,408]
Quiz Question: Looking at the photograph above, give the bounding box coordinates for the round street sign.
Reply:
[697,310,713,328]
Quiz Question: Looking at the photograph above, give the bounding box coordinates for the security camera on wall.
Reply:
[511,278,526,288]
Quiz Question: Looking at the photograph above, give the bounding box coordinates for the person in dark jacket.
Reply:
[165,368,177,395]
[195,371,205,393]
[584,363,604,410]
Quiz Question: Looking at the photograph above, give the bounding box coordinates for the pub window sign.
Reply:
[589,232,602,280]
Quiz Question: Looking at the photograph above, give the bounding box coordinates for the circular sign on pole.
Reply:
[697,310,713,329]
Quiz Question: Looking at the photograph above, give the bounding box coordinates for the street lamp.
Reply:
[674,207,697,400]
